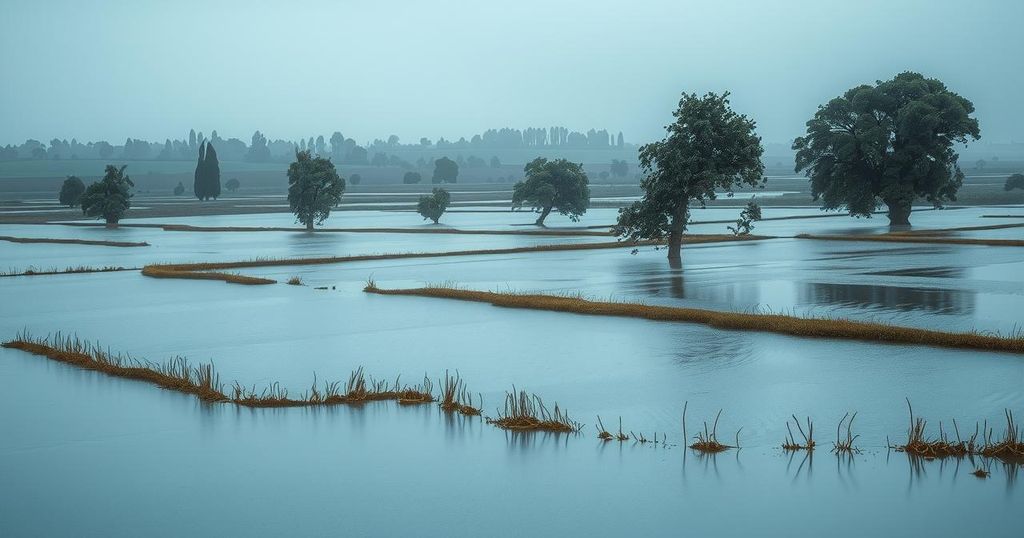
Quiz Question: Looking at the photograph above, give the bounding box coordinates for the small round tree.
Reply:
[403,171,421,184]
[287,150,345,231]
[432,157,459,184]
[173,181,185,196]
[417,188,451,224]
[350,173,362,185]
[58,175,86,207]
[512,157,590,226]
[225,178,240,192]
[80,165,133,227]
[1005,173,1024,191]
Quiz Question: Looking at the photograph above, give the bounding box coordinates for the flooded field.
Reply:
[1,205,1022,536]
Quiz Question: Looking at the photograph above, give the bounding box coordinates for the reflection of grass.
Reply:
[796,233,1024,247]
[144,235,769,286]
[0,235,149,247]
[487,388,581,432]
[363,285,1024,353]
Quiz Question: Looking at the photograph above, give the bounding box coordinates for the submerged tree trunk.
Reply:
[885,198,912,226]
[105,218,118,229]
[535,205,553,226]
[666,203,687,264]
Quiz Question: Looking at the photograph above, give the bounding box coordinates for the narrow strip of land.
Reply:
[0,235,149,247]
[0,266,136,278]
[141,234,770,285]
[363,284,1024,353]
[795,233,1024,247]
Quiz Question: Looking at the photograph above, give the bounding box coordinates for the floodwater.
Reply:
[1,205,1023,536]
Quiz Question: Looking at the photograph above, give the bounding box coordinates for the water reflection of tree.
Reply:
[799,282,974,315]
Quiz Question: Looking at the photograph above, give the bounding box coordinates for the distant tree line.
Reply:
[1,126,631,164]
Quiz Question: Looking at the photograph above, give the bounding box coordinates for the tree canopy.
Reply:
[432,157,459,184]
[58,175,85,207]
[793,72,980,225]
[403,171,422,184]
[512,157,590,226]
[225,178,240,192]
[614,92,764,262]
[193,141,221,200]
[417,188,451,224]
[80,165,133,226]
[173,181,185,196]
[287,150,345,230]
[1005,173,1024,191]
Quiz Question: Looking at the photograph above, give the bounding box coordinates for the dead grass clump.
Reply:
[486,388,582,433]
[396,375,435,405]
[891,399,975,459]
[688,409,737,453]
[2,332,227,402]
[980,410,1024,463]
[438,371,481,416]
[782,415,816,451]
[287,276,303,286]
[363,286,1024,354]
[596,416,613,441]
[0,235,149,247]
[831,412,861,454]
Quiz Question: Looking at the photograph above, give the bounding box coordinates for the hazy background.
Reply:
[2,0,1022,146]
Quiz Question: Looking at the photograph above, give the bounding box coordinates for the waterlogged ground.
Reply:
[1,205,1023,536]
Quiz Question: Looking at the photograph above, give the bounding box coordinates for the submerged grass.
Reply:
[140,234,768,286]
[0,235,149,247]
[832,412,861,454]
[796,233,1024,248]
[362,284,1024,354]
[486,388,582,432]
[782,415,816,451]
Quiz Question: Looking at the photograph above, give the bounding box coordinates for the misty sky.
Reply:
[2,0,1022,147]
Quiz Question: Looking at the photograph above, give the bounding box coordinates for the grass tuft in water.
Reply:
[486,387,582,432]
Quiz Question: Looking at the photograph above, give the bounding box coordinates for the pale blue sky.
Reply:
[2,0,1022,146]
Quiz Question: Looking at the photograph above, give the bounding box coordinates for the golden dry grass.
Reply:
[286,276,304,286]
[362,285,1024,353]
[889,400,1024,463]
[486,388,581,432]
[796,233,1024,247]
[687,409,737,453]
[1,333,430,409]
[0,235,149,247]
[141,235,769,285]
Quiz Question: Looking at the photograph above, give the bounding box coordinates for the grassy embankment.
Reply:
[795,233,1024,247]
[0,235,148,247]
[141,235,768,285]
[362,284,1024,354]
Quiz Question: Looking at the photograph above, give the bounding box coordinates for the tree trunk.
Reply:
[105,218,118,229]
[666,203,687,263]
[535,205,553,227]
[306,221,314,231]
[885,198,912,226]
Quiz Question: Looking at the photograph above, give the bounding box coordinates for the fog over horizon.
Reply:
[2,0,1023,148]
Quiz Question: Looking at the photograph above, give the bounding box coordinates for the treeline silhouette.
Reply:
[0,126,631,164]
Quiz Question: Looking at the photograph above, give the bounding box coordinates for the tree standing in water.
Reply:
[614,92,764,264]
